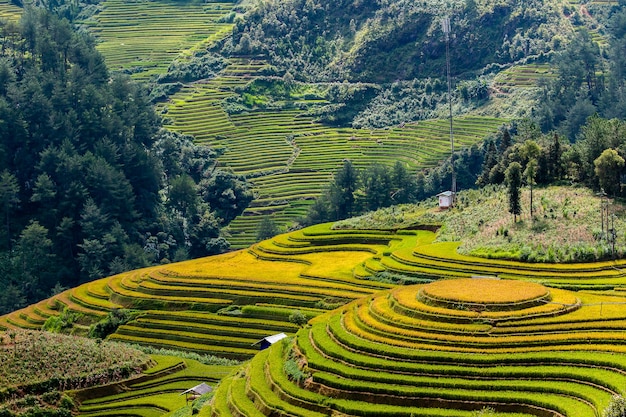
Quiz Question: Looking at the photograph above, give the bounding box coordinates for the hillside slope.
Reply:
[4,190,626,357]
[229,0,574,82]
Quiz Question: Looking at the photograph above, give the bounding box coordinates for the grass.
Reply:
[337,185,626,264]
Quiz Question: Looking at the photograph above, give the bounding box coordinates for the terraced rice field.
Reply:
[161,74,506,247]
[5,223,626,362]
[493,64,556,92]
[5,221,626,415]
[213,277,626,416]
[81,0,236,81]
[77,0,504,249]
[0,0,21,21]
[76,354,235,417]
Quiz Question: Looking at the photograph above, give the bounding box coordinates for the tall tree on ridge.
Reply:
[329,160,359,220]
[506,162,522,222]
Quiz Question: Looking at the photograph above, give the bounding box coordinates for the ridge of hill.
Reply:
[75,0,616,248]
[3,0,615,251]
[228,0,574,83]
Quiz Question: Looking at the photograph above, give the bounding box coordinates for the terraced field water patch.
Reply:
[212,278,626,416]
[82,0,236,80]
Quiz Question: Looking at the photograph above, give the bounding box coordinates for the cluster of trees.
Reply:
[535,5,626,139]
[309,112,626,226]
[304,160,423,224]
[352,78,450,129]
[0,9,253,314]
[220,0,572,130]
[429,115,626,221]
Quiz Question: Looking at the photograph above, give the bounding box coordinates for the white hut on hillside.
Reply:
[437,191,455,209]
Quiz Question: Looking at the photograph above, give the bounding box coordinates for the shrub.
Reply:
[42,308,80,333]
[288,310,308,327]
[88,309,138,339]
[283,358,308,385]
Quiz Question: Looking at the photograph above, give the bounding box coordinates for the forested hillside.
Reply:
[227,0,569,82]
[0,9,252,314]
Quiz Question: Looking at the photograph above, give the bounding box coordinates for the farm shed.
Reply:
[181,382,212,402]
[252,332,288,350]
[437,191,455,209]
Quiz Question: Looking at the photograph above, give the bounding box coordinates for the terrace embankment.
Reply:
[212,277,626,417]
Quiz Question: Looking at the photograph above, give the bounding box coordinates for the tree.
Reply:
[199,170,253,224]
[362,163,392,211]
[594,149,624,196]
[524,159,538,218]
[168,174,198,218]
[391,161,414,204]
[188,209,224,258]
[500,128,512,152]
[328,160,359,219]
[518,140,541,165]
[477,140,497,186]
[15,221,56,300]
[0,171,19,250]
[257,215,279,241]
[505,162,522,222]
[547,133,563,181]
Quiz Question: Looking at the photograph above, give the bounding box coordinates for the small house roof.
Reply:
[180,382,212,396]
[436,191,455,197]
[252,332,288,346]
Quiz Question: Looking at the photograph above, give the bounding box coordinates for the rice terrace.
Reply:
[5,187,626,416]
[3,0,626,415]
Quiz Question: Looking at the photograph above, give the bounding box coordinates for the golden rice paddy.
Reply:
[420,278,550,306]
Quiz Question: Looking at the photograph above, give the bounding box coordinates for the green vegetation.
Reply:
[76,355,235,417]
[4,0,626,416]
[0,9,254,316]
[0,330,149,416]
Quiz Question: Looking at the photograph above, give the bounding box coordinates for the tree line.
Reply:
[535,5,626,139]
[0,9,253,314]
[308,113,626,226]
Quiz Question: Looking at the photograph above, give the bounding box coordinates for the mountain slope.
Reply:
[229,0,574,82]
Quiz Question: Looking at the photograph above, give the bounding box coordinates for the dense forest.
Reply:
[0,9,252,314]
[221,0,572,127]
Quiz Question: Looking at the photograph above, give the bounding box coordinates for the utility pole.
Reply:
[442,16,456,202]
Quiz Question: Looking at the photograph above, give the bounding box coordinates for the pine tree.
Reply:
[477,140,498,186]
[328,160,359,219]
[505,162,522,222]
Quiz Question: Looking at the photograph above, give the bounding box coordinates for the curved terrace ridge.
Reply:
[419,278,552,312]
